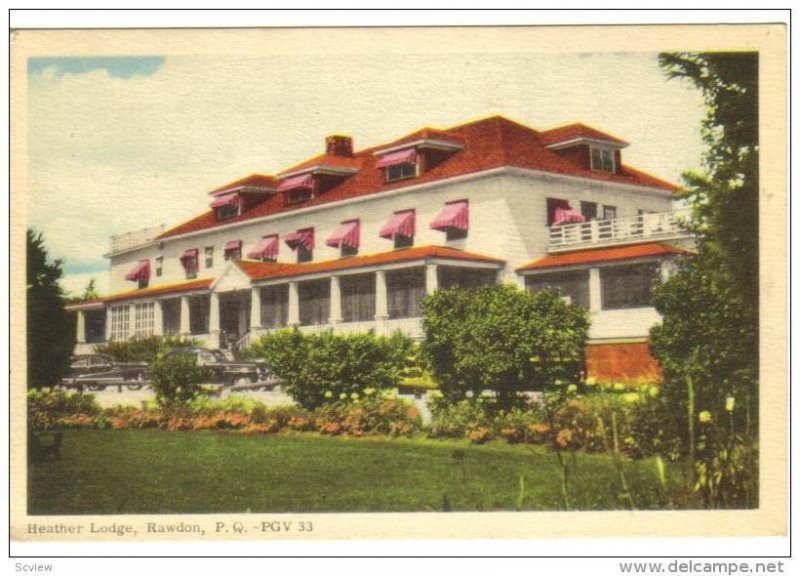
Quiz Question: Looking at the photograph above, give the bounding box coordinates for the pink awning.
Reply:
[430,201,469,231]
[224,239,242,252]
[210,192,239,209]
[375,148,417,169]
[277,173,315,192]
[179,248,199,269]
[247,236,280,260]
[552,207,587,226]
[284,229,315,251]
[124,259,150,282]
[325,220,360,249]
[379,210,415,239]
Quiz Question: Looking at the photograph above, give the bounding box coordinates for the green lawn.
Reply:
[28,430,689,514]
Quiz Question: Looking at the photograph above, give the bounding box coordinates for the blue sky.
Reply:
[28,56,165,79]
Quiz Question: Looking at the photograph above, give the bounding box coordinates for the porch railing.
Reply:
[109,224,166,254]
[548,209,692,252]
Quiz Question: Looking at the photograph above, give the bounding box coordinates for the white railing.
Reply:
[548,209,692,251]
[109,224,166,254]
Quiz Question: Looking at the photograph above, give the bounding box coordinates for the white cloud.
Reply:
[27,49,706,283]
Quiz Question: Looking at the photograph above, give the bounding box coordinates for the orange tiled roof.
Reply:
[209,174,277,195]
[516,242,690,272]
[158,115,679,240]
[101,278,213,304]
[237,245,504,281]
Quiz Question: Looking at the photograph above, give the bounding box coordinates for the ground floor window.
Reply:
[109,306,130,340]
[133,302,155,338]
[162,299,181,335]
[525,270,590,309]
[189,295,210,334]
[84,309,106,343]
[340,273,376,323]
[299,279,330,326]
[386,267,425,319]
[600,262,660,310]
[261,285,289,329]
[438,266,497,290]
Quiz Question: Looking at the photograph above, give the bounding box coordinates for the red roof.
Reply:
[159,115,678,240]
[209,174,277,195]
[279,153,362,176]
[539,123,629,147]
[237,245,504,281]
[517,243,690,272]
[101,278,213,304]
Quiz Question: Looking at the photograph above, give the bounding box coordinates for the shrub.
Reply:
[313,394,421,438]
[248,329,414,410]
[421,284,589,409]
[27,389,101,431]
[95,335,200,363]
[149,351,211,407]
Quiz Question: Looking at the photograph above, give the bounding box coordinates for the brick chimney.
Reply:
[326,135,353,157]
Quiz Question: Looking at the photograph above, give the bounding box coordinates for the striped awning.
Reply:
[284,229,315,251]
[277,173,315,192]
[247,236,280,260]
[430,201,469,231]
[210,192,239,209]
[179,248,199,269]
[325,220,360,249]
[375,148,416,169]
[124,259,150,282]
[379,210,415,239]
[224,239,242,252]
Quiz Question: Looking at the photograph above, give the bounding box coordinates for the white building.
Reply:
[67,115,692,383]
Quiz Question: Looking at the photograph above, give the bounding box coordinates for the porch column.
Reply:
[76,310,86,344]
[179,296,191,336]
[374,270,389,336]
[208,293,221,348]
[104,308,113,342]
[589,267,602,312]
[329,276,343,325]
[425,263,438,294]
[153,300,163,336]
[288,281,300,326]
[660,259,673,284]
[250,287,262,334]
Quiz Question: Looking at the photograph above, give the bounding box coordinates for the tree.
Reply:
[421,284,589,409]
[27,229,75,389]
[81,278,100,300]
[650,53,759,505]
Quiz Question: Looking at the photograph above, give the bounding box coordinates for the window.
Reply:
[161,299,181,335]
[590,147,615,173]
[547,198,571,226]
[446,227,467,241]
[386,267,426,319]
[180,250,199,280]
[224,241,242,261]
[297,244,313,263]
[189,296,210,334]
[431,200,469,239]
[600,263,660,310]
[580,201,598,221]
[395,234,413,249]
[340,273,376,323]
[298,279,330,326]
[138,277,149,290]
[260,285,289,329]
[217,204,238,220]
[525,270,590,309]
[386,162,417,182]
[603,205,617,220]
[133,302,155,338]
[155,256,163,278]
[109,306,130,341]
[288,188,313,204]
[205,247,214,269]
[438,267,497,290]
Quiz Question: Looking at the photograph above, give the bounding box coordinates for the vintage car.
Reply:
[61,353,150,391]
[164,347,278,388]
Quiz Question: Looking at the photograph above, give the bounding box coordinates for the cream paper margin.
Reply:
[9,24,787,542]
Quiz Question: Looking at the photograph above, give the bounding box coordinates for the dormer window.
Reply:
[210,192,240,220]
[590,146,615,173]
[376,149,418,183]
[278,174,316,204]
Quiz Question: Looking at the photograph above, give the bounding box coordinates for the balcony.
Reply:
[109,225,166,255]
[548,209,692,252]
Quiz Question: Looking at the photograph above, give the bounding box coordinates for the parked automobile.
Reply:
[164,347,278,388]
[61,353,150,391]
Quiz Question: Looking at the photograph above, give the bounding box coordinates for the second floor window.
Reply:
[205,246,214,269]
[155,256,163,277]
[580,201,598,221]
[603,205,617,220]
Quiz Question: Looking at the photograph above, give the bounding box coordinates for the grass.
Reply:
[28,430,691,514]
